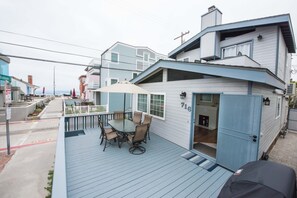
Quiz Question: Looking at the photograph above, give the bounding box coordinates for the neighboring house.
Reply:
[11,76,39,102]
[84,58,100,103]
[98,42,167,112]
[131,6,296,171]
[0,54,10,107]
[78,75,86,99]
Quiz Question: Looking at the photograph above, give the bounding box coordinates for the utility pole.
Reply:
[4,80,11,155]
[174,31,190,45]
[53,66,56,96]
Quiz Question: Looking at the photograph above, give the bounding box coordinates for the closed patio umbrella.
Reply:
[94,80,149,115]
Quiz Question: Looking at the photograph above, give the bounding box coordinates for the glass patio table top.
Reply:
[108,119,137,133]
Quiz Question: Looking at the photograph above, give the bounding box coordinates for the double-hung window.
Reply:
[150,94,165,118]
[222,42,252,58]
[137,94,148,113]
[137,93,165,119]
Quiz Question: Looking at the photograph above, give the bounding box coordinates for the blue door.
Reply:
[216,94,262,171]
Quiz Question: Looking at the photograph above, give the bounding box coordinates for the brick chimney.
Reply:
[201,6,222,30]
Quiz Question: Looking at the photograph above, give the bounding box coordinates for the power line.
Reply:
[3,54,144,72]
[0,41,95,59]
[0,29,165,60]
[0,41,141,66]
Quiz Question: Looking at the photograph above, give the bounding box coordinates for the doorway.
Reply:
[193,94,220,158]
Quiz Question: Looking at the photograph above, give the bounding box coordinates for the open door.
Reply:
[216,94,262,171]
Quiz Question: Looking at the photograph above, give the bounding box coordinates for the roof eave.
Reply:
[132,60,285,90]
[168,14,296,58]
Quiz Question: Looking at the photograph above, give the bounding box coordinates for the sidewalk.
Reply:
[0,98,62,198]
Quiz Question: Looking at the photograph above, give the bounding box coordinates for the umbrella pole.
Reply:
[123,93,126,119]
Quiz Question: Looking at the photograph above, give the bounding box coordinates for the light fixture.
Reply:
[257,34,263,41]
[263,97,270,106]
[180,92,186,99]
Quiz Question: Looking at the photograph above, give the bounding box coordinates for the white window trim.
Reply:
[149,92,166,120]
[136,92,166,120]
[136,94,149,113]
[136,60,144,71]
[221,41,252,59]
[111,52,119,64]
[143,52,150,62]
[275,96,281,119]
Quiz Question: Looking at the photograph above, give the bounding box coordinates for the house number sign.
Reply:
[181,102,191,112]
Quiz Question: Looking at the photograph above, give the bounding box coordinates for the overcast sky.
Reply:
[0,0,296,94]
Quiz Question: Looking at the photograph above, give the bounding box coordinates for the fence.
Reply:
[288,109,297,131]
[63,105,107,115]
[64,112,132,132]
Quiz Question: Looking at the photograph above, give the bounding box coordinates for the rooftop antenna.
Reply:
[174,31,190,45]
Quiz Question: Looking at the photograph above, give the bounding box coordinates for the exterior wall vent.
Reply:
[287,83,296,95]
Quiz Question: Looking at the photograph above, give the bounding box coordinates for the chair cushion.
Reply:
[127,134,134,143]
[106,132,118,140]
[105,128,114,133]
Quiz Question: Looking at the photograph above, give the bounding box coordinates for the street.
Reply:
[0,98,62,198]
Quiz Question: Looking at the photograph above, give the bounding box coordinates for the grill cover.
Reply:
[219,161,296,198]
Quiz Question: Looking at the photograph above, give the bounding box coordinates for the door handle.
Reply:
[252,135,257,142]
[249,135,258,142]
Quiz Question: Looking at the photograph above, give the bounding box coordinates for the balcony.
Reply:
[52,113,232,198]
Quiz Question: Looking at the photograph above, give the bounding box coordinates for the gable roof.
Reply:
[169,14,296,58]
[131,60,285,90]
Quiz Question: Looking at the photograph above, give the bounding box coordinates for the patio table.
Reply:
[108,119,137,147]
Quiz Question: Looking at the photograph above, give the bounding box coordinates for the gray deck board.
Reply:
[65,127,232,198]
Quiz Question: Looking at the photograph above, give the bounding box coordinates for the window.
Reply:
[200,94,212,102]
[150,94,165,118]
[105,78,118,86]
[144,53,149,62]
[222,42,252,58]
[137,94,148,113]
[111,52,119,63]
[132,72,138,79]
[137,61,144,70]
[276,97,281,119]
[111,79,118,85]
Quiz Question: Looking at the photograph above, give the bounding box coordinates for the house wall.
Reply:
[176,48,201,62]
[135,76,248,149]
[220,26,278,75]
[252,83,286,158]
[0,60,9,86]
[100,43,166,111]
[277,28,287,80]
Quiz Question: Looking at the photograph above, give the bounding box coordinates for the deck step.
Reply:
[181,151,218,172]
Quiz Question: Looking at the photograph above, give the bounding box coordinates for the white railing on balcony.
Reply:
[64,105,107,116]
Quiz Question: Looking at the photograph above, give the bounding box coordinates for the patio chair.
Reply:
[128,124,148,155]
[114,111,124,120]
[132,111,142,125]
[142,114,152,141]
[99,121,119,151]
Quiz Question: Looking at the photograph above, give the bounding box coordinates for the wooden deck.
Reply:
[65,128,232,198]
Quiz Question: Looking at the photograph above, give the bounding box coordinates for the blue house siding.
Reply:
[99,42,167,111]
[0,59,9,86]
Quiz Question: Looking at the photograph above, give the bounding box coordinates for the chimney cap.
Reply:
[208,5,216,12]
